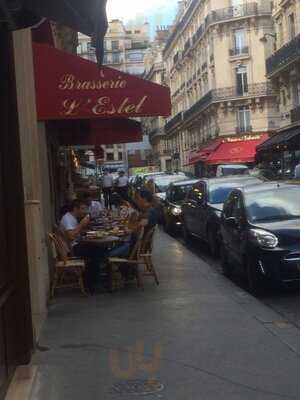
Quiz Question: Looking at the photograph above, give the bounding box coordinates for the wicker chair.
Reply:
[48,233,87,296]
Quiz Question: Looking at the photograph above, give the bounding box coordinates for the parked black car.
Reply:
[182,176,262,255]
[163,179,199,234]
[220,182,300,295]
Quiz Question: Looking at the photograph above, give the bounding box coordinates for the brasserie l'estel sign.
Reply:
[33,44,171,121]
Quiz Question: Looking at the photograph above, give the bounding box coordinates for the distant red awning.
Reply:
[187,139,222,165]
[206,134,269,165]
[49,119,143,146]
[33,43,171,121]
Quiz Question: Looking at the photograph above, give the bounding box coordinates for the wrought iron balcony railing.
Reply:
[183,82,277,122]
[184,91,213,121]
[229,46,249,57]
[266,34,300,77]
[207,2,271,25]
[213,82,277,100]
[165,112,183,132]
[291,106,300,124]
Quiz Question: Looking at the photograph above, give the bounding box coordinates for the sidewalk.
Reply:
[31,230,300,400]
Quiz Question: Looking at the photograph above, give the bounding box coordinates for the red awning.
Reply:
[32,20,55,47]
[49,119,143,146]
[206,134,269,165]
[187,139,222,165]
[33,43,171,121]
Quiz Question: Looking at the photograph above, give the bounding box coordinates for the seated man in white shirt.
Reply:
[60,199,105,293]
[81,192,104,219]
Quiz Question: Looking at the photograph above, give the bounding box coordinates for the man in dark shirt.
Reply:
[139,190,158,231]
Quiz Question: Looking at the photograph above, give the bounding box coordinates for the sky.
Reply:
[106,0,177,34]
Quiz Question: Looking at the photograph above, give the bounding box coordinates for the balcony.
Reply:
[236,126,253,134]
[229,46,249,57]
[291,106,300,124]
[213,82,277,101]
[183,82,277,123]
[184,91,213,122]
[165,112,183,132]
[266,34,300,77]
[131,41,149,50]
[149,128,166,141]
[208,2,272,25]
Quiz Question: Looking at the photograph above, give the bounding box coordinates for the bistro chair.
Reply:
[48,233,87,297]
[140,227,159,286]
[107,227,145,292]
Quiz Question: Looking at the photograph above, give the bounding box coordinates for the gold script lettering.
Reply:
[92,97,111,115]
[135,96,147,113]
[62,99,82,116]
[59,74,75,90]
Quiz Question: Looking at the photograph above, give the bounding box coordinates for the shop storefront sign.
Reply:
[33,44,171,121]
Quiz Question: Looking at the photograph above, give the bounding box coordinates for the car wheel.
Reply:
[183,221,192,244]
[220,243,232,278]
[207,226,219,257]
[246,257,265,297]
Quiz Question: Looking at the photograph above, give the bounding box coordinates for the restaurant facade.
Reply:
[0,0,171,396]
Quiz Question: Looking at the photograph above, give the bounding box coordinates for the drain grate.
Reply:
[111,379,164,395]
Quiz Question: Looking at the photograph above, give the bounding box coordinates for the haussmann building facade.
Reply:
[163,0,280,176]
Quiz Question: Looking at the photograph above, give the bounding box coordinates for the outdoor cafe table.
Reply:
[80,235,122,248]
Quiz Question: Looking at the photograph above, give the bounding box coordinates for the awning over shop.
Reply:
[187,139,222,165]
[49,119,143,146]
[33,43,171,121]
[206,134,269,165]
[256,126,300,153]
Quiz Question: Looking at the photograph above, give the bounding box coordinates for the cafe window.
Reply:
[118,152,123,161]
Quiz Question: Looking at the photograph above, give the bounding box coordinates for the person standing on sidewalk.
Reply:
[101,168,113,209]
[115,170,129,200]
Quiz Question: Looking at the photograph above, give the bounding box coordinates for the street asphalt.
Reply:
[31,229,300,400]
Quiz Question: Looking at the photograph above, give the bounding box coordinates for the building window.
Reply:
[118,152,123,161]
[103,54,108,64]
[127,52,144,62]
[289,13,296,40]
[233,29,247,55]
[106,153,114,161]
[112,40,119,50]
[236,65,248,95]
[134,30,141,34]
[238,106,251,132]
[112,53,120,64]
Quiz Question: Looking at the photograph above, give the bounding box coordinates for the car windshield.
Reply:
[209,183,241,204]
[155,176,185,193]
[171,184,194,202]
[245,186,300,223]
